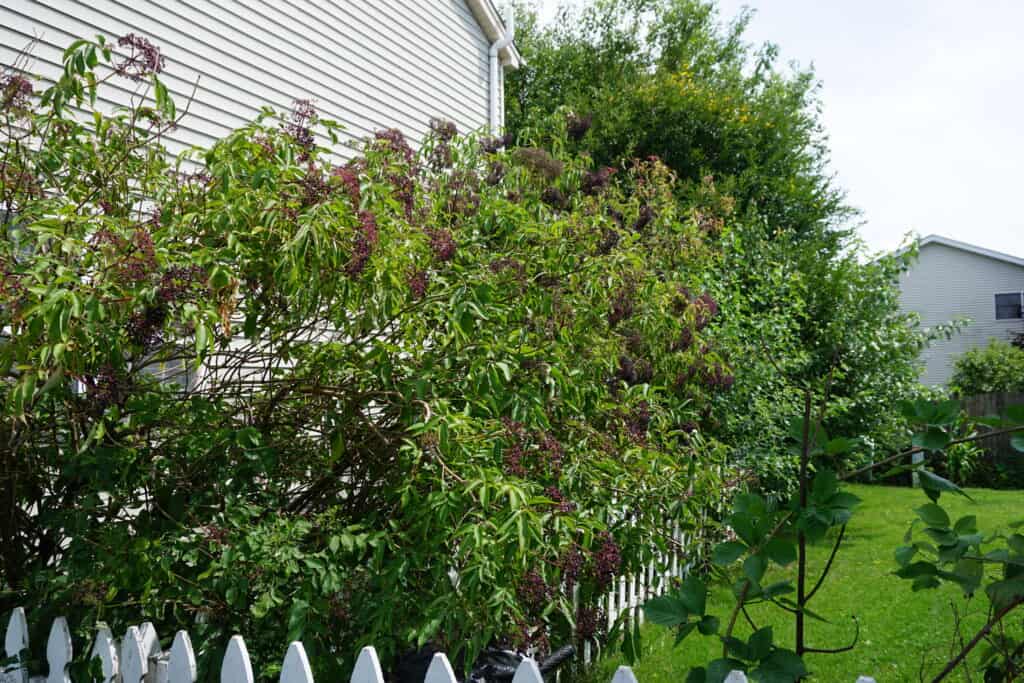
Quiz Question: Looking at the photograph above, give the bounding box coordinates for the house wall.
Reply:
[1,0,495,158]
[899,242,1024,385]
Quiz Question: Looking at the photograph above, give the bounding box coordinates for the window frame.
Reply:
[994,291,1024,320]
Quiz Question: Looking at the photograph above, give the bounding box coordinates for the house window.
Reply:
[995,292,1024,320]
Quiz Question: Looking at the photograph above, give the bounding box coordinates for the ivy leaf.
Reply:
[1011,433,1024,453]
[1006,404,1024,425]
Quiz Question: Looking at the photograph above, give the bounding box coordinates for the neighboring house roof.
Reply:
[910,234,1024,269]
[466,0,523,68]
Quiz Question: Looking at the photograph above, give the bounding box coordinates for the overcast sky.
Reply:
[534,1,1024,258]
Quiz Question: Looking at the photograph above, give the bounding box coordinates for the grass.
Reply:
[579,484,1023,682]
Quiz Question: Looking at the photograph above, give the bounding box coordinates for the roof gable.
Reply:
[916,234,1024,269]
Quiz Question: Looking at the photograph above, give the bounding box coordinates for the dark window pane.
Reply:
[995,293,1023,319]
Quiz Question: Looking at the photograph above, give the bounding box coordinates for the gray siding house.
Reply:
[1,0,521,156]
[898,235,1024,385]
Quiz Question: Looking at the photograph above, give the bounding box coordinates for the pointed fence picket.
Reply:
[1,608,879,683]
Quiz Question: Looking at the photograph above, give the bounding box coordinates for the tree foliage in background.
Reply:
[1,37,743,681]
[951,340,1024,396]
[508,0,927,485]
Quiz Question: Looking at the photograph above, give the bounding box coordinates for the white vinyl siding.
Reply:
[1,0,493,159]
[899,242,1024,385]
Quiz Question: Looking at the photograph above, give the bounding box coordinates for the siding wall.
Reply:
[898,242,1024,385]
[1,0,494,158]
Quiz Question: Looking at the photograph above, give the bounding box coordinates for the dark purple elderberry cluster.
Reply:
[489,258,525,278]
[692,292,719,330]
[538,431,565,476]
[545,486,576,514]
[1,72,33,111]
[299,165,332,207]
[285,99,317,160]
[596,228,621,256]
[566,112,593,141]
[345,210,379,278]
[92,228,158,285]
[158,265,206,303]
[114,34,165,81]
[481,132,515,154]
[559,545,584,590]
[592,531,622,588]
[502,417,528,477]
[82,364,130,408]
[607,287,634,328]
[614,355,653,387]
[581,167,615,196]
[331,166,361,207]
[541,187,567,210]
[517,569,551,614]
[407,268,428,300]
[702,363,735,391]
[485,160,506,186]
[442,169,481,217]
[576,605,605,641]
[669,325,692,352]
[125,304,168,347]
[508,617,550,656]
[427,227,456,262]
[625,401,652,442]
[514,147,564,181]
[633,204,655,232]
[501,418,566,479]
[427,118,457,170]
[372,128,416,166]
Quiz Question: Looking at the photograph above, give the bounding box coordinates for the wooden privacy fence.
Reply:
[1,607,642,683]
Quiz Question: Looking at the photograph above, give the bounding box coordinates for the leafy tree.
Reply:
[509,0,927,483]
[1,37,740,680]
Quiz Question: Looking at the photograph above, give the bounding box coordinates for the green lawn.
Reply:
[580,484,1023,682]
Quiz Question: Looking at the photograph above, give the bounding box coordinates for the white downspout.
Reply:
[489,8,515,134]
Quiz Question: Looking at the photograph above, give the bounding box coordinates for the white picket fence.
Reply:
[1,607,643,683]
[2,606,882,683]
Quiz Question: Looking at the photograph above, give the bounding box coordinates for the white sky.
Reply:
[534,1,1024,258]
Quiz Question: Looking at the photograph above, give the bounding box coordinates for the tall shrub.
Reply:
[1,38,734,680]
[951,340,1024,396]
